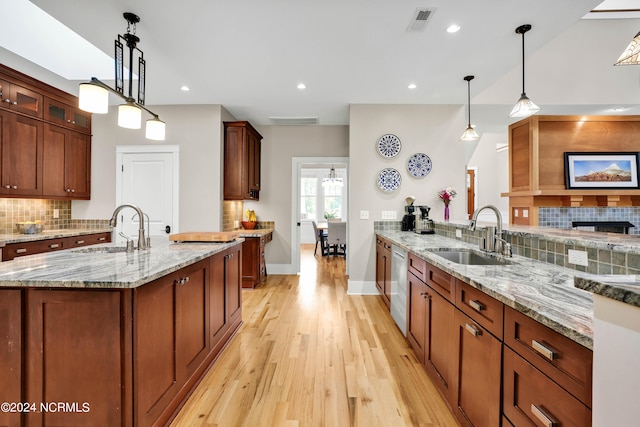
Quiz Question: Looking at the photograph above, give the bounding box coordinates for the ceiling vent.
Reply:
[407,7,436,32]
[269,117,319,125]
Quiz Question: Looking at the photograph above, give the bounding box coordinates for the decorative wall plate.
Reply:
[376,134,402,158]
[377,168,402,192]
[407,153,432,178]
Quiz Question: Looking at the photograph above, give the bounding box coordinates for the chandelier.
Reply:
[78,12,165,140]
[322,166,343,187]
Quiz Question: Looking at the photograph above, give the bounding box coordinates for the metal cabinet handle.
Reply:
[465,323,481,336]
[469,300,485,312]
[4,185,10,189]
[12,101,17,105]
[530,404,555,427]
[12,185,17,189]
[4,99,10,103]
[532,340,556,361]
[16,248,27,254]
[75,240,85,244]
[98,237,106,241]
[49,243,60,249]
[176,276,190,285]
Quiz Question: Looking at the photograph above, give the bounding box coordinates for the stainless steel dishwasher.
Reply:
[390,244,407,336]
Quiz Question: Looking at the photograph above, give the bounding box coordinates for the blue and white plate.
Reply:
[407,153,432,178]
[376,134,401,158]
[377,168,401,192]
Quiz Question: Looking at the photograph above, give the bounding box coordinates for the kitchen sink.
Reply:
[72,246,129,254]
[430,250,511,266]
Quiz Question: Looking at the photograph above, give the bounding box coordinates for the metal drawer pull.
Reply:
[49,244,60,249]
[98,237,106,241]
[76,240,85,244]
[16,248,27,254]
[469,300,485,312]
[532,340,556,360]
[465,323,481,336]
[530,404,555,427]
[176,276,190,285]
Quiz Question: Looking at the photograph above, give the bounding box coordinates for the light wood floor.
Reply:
[171,244,457,427]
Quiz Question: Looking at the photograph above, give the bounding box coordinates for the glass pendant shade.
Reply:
[322,167,343,187]
[78,82,109,114]
[509,93,540,118]
[615,31,640,65]
[118,102,142,129]
[460,125,480,141]
[145,117,166,140]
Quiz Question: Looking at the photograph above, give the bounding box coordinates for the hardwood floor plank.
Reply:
[171,244,457,427]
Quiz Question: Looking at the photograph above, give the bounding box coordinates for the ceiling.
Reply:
[3,0,640,129]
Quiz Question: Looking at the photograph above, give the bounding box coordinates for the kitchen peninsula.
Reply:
[0,237,243,427]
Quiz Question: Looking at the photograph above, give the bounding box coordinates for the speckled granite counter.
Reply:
[575,275,640,308]
[0,227,113,244]
[233,228,273,238]
[376,230,594,349]
[0,236,242,289]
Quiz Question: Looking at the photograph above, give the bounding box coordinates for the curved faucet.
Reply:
[468,204,502,234]
[469,205,511,256]
[109,204,147,250]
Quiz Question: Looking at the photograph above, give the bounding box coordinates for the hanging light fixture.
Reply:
[322,166,344,187]
[460,75,480,142]
[78,12,166,140]
[509,24,540,118]
[614,31,640,65]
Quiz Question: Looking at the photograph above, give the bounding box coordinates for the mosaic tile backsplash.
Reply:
[539,207,640,235]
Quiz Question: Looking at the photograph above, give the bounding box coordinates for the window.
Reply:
[300,177,317,220]
[323,183,342,219]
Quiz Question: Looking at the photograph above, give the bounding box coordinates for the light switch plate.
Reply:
[456,229,462,238]
[53,209,59,219]
[568,249,588,267]
[381,211,396,220]
[360,210,369,220]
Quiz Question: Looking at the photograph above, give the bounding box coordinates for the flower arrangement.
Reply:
[437,187,457,206]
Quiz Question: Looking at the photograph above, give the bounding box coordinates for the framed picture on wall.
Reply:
[564,152,640,189]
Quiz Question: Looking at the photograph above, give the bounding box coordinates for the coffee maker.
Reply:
[401,196,416,231]
[415,206,435,234]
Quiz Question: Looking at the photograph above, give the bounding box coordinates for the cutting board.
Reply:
[169,231,237,243]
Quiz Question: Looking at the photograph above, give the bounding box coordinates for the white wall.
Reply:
[348,104,467,293]
[72,104,232,231]
[467,132,509,218]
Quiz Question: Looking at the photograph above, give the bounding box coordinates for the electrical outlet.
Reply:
[53,209,59,219]
[456,229,462,238]
[360,210,369,220]
[381,211,396,220]
[568,249,588,267]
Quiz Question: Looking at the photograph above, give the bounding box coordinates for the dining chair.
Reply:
[327,218,342,222]
[326,221,347,258]
[312,221,328,256]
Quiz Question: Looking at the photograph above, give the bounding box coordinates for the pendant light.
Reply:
[614,31,640,65]
[460,75,480,141]
[322,166,343,187]
[509,24,540,118]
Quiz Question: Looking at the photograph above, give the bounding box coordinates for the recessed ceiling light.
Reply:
[297,83,306,89]
[613,106,628,111]
[446,24,461,33]
[180,85,190,92]
[408,83,417,89]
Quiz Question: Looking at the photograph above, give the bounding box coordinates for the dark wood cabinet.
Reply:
[0,290,22,427]
[224,121,263,200]
[44,97,91,133]
[242,232,271,289]
[2,232,111,261]
[43,123,91,199]
[210,245,242,355]
[0,78,43,118]
[0,111,43,196]
[407,270,428,364]
[375,236,392,308]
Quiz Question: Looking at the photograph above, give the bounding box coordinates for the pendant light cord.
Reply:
[467,79,471,125]
[521,31,526,95]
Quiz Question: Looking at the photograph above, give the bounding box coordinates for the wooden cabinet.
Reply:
[375,236,392,308]
[2,232,111,261]
[44,97,91,133]
[25,289,126,427]
[242,232,271,289]
[0,290,22,427]
[0,111,43,196]
[210,245,243,355]
[407,270,428,364]
[0,78,43,118]
[224,121,263,200]
[43,123,91,198]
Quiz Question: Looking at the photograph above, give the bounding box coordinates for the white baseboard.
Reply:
[265,263,297,275]
[347,280,378,295]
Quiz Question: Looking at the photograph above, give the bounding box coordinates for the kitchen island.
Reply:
[0,237,243,427]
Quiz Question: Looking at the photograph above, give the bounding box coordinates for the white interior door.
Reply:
[116,146,179,243]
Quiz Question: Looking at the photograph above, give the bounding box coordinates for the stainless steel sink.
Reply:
[72,246,129,254]
[431,250,511,266]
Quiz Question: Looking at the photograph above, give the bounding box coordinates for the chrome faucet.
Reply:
[109,204,148,250]
[132,212,151,248]
[468,205,511,256]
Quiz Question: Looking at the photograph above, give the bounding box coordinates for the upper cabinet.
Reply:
[224,121,263,201]
[0,64,91,200]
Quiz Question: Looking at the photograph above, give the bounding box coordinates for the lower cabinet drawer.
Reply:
[503,346,591,427]
[2,239,65,260]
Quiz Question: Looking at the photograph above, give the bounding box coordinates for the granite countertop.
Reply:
[574,275,640,308]
[233,228,273,238]
[0,237,243,289]
[377,230,594,350]
[0,228,113,244]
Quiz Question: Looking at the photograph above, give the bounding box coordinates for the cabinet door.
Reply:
[65,131,91,198]
[0,79,43,117]
[26,289,124,427]
[1,112,43,196]
[42,123,67,197]
[43,124,91,198]
[407,272,428,364]
[375,239,385,296]
[210,251,227,345]
[241,237,260,288]
[44,97,91,133]
[226,245,242,325]
[453,310,502,427]
[0,290,21,427]
[425,286,455,405]
[223,125,244,200]
[248,129,261,194]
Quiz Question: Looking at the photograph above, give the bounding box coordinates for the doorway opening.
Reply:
[467,167,477,219]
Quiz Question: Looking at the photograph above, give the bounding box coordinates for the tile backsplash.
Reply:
[539,207,640,235]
